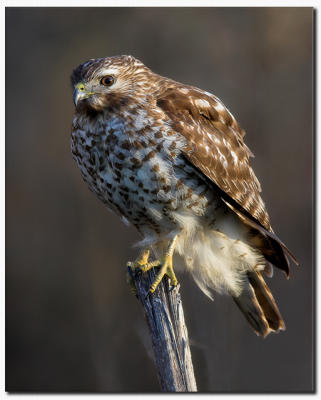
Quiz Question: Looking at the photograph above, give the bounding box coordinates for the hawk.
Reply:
[71,55,297,338]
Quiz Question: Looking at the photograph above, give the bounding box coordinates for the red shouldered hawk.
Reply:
[71,55,298,338]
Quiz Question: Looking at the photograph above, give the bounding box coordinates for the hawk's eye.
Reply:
[100,75,115,87]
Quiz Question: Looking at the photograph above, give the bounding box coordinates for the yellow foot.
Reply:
[127,236,178,294]
[144,254,178,293]
[127,248,150,273]
[126,236,179,294]
[126,249,150,296]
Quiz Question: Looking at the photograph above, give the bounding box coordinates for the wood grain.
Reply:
[130,267,197,392]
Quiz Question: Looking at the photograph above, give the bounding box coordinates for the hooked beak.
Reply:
[73,82,95,106]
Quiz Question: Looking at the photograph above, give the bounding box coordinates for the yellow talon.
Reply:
[126,249,150,296]
[127,249,150,271]
[149,253,178,293]
[126,236,179,294]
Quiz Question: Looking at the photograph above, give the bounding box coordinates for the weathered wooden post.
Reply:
[130,267,197,392]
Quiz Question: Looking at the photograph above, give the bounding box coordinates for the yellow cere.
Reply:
[76,82,86,91]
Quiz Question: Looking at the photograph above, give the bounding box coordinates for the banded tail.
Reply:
[233,270,285,338]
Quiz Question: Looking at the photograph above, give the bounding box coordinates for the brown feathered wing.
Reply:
[157,85,298,336]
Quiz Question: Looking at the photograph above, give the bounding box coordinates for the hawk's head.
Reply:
[71,55,152,112]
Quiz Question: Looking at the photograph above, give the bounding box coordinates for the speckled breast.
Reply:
[71,110,217,235]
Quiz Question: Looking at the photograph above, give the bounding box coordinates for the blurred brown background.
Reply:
[6,7,313,392]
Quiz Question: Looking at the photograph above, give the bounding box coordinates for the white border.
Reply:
[1,1,317,399]
[1,3,5,399]
[2,0,321,7]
